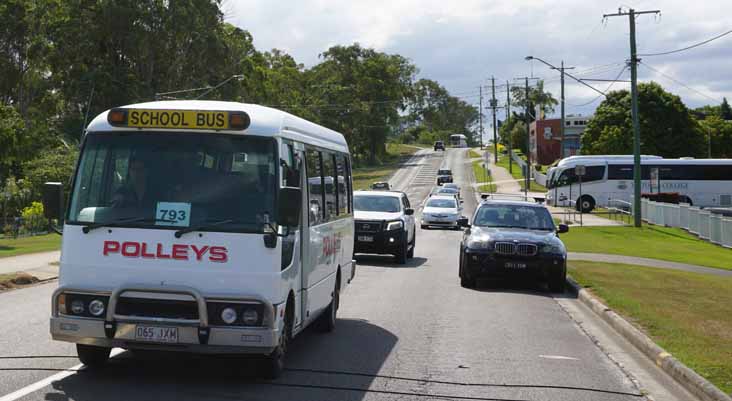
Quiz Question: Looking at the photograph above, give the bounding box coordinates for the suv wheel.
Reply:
[459,252,476,288]
[548,271,566,293]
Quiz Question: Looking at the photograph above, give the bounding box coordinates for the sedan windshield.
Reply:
[473,205,555,230]
[354,195,401,213]
[426,198,456,208]
[67,132,277,232]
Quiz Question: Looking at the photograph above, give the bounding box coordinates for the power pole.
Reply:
[479,86,484,149]
[604,7,660,227]
[491,77,498,163]
[506,80,512,174]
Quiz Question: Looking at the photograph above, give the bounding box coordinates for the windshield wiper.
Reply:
[174,219,235,238]
[82,217,167,234]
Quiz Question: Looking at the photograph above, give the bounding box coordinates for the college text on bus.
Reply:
[43,101,355,378]
[546,155,732,212]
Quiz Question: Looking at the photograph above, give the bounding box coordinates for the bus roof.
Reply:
[556,155,732,168]
[86,100,349,153]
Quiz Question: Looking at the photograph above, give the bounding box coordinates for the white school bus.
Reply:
[44,101,355,378]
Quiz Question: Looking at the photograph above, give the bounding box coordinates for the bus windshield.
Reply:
[68,132,277,232]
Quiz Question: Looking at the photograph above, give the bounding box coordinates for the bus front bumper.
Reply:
[50,284,282,355]
[50,316,279,354]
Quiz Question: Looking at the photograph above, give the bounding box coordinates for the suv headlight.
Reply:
[467,238,492,250]
[540,243,563,254]
[386,220,403,231]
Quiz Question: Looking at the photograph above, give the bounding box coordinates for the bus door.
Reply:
[280,141,305,331]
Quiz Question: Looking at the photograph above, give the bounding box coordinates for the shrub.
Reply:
[21,201,46,235]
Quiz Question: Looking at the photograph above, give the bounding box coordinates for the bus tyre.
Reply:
[549,272,566,293]
[263,305,292,380]
[76,344,110,368]
[316,279,339,332]
[577,196,595,213]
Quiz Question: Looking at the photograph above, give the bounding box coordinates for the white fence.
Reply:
[509,151,549,187]
[642,198,732,248]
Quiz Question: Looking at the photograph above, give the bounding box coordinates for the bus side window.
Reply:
[322,152,337,221]
[306,149,324,226]
[280,142,301,188]
[344,156,353,213]
[336,155,348,215]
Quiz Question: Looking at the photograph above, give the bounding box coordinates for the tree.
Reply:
[0,105,28,183]
[699,116,732,158]
[21,145,79,201]
[510,80,557,122]
[581,82,706,157]
[406,79,479,145]
[721,97,732,121]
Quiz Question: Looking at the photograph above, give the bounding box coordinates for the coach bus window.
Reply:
[306,149,324,225]
[322,152,336,221]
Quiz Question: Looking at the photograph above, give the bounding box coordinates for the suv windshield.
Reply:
[426,198,456,208]
[473,205,555,230]
[67,132,277,232]
[438,169,451,175]
[354,195,401,213]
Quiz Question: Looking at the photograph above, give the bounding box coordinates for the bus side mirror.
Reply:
[42,182,64,220]
[278,187,302,227]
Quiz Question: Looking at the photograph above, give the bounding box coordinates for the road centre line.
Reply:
[0,349,125,401]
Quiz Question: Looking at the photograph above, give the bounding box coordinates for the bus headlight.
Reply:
[242,309,259,325]
[71,299,85,315]
[221,307,238,324]
[88,299,106,317]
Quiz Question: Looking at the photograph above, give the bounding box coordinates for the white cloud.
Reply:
[225,0,732,114]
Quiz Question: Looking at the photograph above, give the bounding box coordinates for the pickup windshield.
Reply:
[67,132,277,233]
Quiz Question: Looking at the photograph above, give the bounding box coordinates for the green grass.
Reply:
[494,155,547,192]
[469,149,482,158]
[562,225,732,270]
[471,160,496,193]
[352,143,422,190]
[0,234,61,259]
[569,261,732,394]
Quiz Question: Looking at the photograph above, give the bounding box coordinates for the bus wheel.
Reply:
[577,196,595,213]
[263,306,292,379]
[76,344,110,368]
[316,278,340,333]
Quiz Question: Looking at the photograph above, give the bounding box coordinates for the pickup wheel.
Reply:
[407,231,415,259]
[76,344,111,368]
[395,239,408,264]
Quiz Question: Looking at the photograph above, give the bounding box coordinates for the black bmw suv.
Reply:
[458,200,569,291]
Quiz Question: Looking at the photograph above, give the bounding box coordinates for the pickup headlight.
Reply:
[467,238,492,250]
[540,243,564,254]
[386,220,403,231]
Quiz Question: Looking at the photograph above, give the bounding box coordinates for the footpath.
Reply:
[0,251,59,281]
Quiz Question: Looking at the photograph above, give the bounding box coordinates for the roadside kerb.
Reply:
[566,276,732,401]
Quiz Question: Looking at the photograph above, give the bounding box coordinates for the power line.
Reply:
[568,65,629,107]
[638,29,732,57]
[639,61,722,103]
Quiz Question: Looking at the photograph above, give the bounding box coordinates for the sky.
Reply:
[224,0,732,126]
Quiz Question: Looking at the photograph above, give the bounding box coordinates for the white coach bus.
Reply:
[43,101,355,378]
[546,155,732,212]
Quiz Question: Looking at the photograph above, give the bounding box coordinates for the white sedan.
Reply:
[421,195,463,229]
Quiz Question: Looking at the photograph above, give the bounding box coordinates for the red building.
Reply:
[529,119,562,165]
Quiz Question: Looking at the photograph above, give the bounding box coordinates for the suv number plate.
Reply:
[135,325,179,343]
[358,236,374,242]
[504,262,527,269]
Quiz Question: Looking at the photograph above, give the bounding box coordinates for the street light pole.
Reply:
[524,56,574,159]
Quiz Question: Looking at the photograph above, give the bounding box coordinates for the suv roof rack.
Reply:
[480,192,546,204]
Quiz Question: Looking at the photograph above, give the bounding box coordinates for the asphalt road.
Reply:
[0,148,687,401]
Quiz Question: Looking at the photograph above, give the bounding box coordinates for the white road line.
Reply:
[539,354,580,361]
[0,348,125,401]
